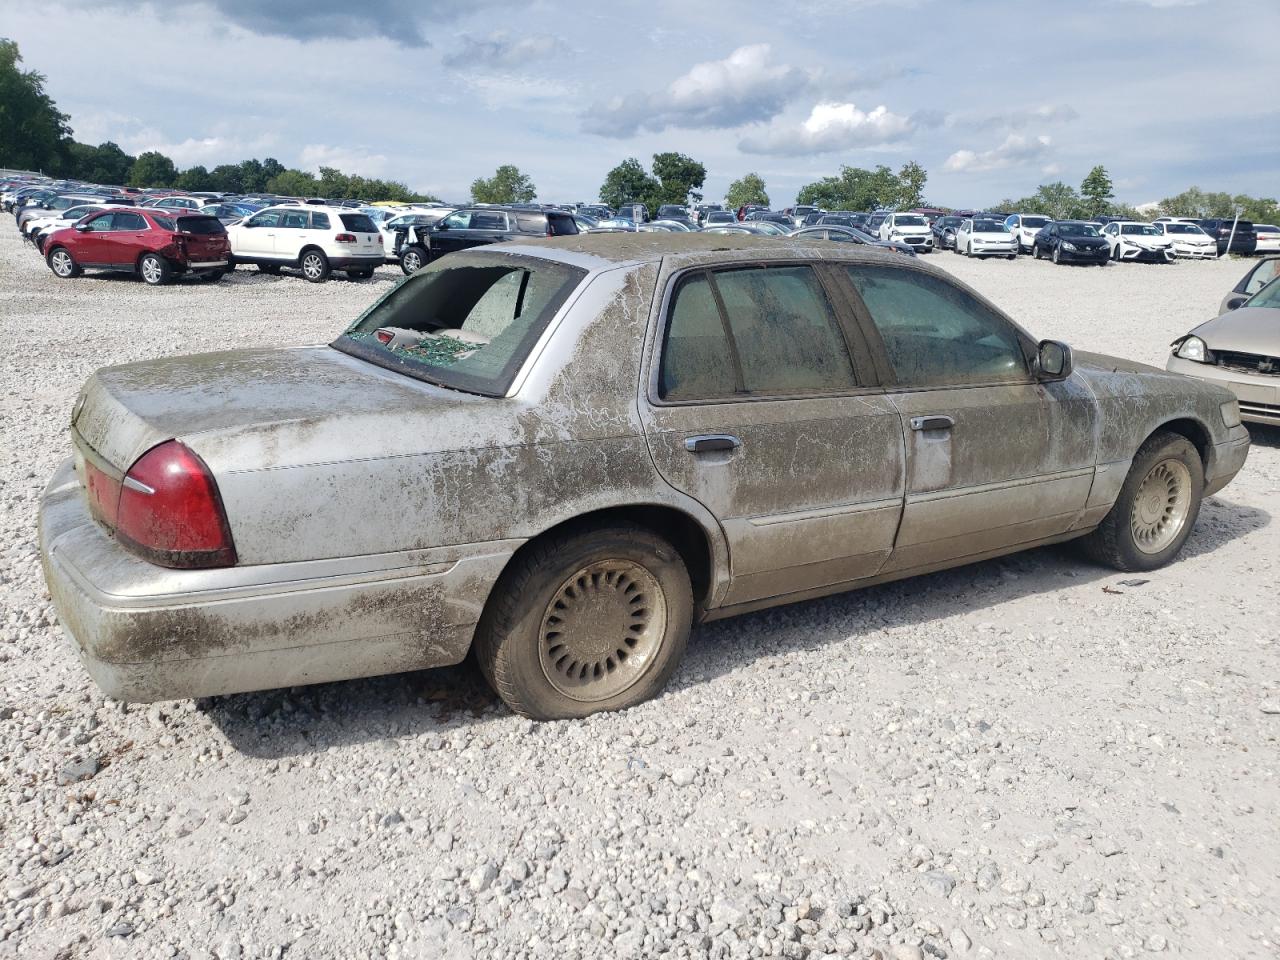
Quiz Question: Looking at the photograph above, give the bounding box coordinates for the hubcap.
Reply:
[538,560,666,702]
[1131,458,1192,554]
[303,255,322,278]
[52,251,71,276]
[141,258,161,283]
[404,251,421,272]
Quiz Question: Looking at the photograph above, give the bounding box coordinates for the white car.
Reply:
[226,205,384,282]
[24,204,108,250]
[877,213,934,252]
[1153,221,1218,259]
[1254,224,1280,253]
[140,196,208,211]
[954,217,1017,259]
[1100,221,1176,263]
[1004,213,1052,254]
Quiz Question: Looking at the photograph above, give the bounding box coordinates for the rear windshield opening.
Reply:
[334,254,586,396]
[339,213,378,233]
[175,216,226,235]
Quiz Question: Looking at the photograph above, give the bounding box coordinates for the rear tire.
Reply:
[48,246,80,278]
[138,253,171,286]
[1079,431,1204,572]
[299,249,330,283]
[473,523,693,720]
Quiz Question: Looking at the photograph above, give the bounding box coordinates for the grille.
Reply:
[1215,351,1280,376]
[1239,400,1280,422]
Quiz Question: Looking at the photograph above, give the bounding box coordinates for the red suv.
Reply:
[44,208,231,285]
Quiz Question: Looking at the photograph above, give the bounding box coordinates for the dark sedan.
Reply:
[1032,221,1110,265]
[1195,219,1258,257]
[932,215,966,250]
[789,225,916,256]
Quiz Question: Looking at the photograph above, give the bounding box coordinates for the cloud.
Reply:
[960,104,1079,132]
[582,44,810,136]
[298,144,389,177]
[739,101,916,155]
[1118,0,1210,6]
[442,32,570,68]
[944,134,1053,173]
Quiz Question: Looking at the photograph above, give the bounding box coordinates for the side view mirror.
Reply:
[1226,295,1246,311]
[74,223,90,232]
[436,221,449,230]
[1036,339,1073,381]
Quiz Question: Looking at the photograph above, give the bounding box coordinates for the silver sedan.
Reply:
[40,235,1250,719]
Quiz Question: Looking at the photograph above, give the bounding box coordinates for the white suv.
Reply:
[878,213,934,252]
[226,205,383,282]
[1004,213,1052,254]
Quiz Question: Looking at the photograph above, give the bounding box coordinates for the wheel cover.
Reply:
[141,257,162,283]
[404,251,421,272]
[303,254,323,278]
[51,251,72,276]
[1131,458,1193,554]
[538,560,666,702]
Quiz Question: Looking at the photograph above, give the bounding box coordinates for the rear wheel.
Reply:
[400,246,427,275]
[138,253,171,286]
[300,249,330,283]
[48,247,80,278]
[473,523,693,720]
[1079,431,1204,572]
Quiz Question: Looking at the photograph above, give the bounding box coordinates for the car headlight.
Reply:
[1175,335,1210,362]
[1221,399,1242,428]
[1061,242,1077,251]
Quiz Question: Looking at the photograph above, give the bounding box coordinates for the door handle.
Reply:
[909,415,955,432]
[684,435,741,453]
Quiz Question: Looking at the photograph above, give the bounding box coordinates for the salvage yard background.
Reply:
[1,230,1277,959]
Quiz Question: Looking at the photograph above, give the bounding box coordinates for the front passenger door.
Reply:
[840,264,1097,573]
[432,211,471,255]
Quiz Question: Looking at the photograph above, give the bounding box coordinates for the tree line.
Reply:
[4,37,1277,221]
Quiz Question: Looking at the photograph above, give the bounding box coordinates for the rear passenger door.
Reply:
[838,263,1097,573]
[467,210,511,248]
[642,263,906,607]
[104,211,149,266]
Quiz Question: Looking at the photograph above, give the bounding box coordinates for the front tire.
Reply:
[1033,243,1042,260]
[299,249,330,283]
[48,247,80,278]
[1079,431,1204,572]
[1052,245,1062,265]
[400,245,427,275]
[473,524,694,720]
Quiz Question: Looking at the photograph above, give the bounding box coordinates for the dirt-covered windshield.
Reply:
[333,252,586,396]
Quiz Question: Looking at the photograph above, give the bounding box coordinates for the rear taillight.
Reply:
[82,459,122,528]
[375,330,394,344]
[335,233,357,243]
[115,441,236,569]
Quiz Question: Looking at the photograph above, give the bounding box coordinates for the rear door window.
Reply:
[471,211,508,231]
[845,265,1028,387]
[310,211,331,229]
[112,212,147,231]
[280,210,309,229]
[659,274,738,400]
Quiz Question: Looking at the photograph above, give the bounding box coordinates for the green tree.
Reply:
[1080,165,1114,217]
[176,164,214,192]
[66,140,133,184]
[895,161,928,210]
[1235,194,1280,225]
[470,164,536,204]
[128,150,177,188]
[208,163,244,193]
[265,168,318,197]
[650,152,706,206]
[726,172,769,209]
[1004,182,1083,220]
[0,38,71,171]
[599,157,661,210]
[795,162,925,211]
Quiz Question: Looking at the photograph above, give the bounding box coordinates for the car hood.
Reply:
[1119,235,1172,246]
[71,346,505,476]
[1190,307,1280,354]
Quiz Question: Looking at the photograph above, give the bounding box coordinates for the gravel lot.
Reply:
[2,228,1277,960]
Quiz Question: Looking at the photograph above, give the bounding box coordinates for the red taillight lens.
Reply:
[115,441,236,568]
[335,233,357,243]
[375,330,393,344]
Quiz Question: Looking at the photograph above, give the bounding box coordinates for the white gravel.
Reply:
[2,229,1278,960]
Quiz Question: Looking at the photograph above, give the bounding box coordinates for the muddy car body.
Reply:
[39,235,1250,718]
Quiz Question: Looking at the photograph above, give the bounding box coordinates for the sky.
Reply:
[4,0,1278,207]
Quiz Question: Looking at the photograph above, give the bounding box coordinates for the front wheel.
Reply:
[1033,243,1042,260]
[48,247,80,278]
[400,245,427,275]
[1052,245,1061,264]
[1079,431,1204,572]
[473,524,694,720]
[300,249,330,283]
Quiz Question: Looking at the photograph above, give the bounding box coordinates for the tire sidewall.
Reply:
[1110,435,1204,571]
[139,253,169,285]
[300,249,329,283]
[486,527,693,719]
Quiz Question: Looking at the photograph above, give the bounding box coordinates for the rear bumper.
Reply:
[38,458,519,702]
[327,255,384,269]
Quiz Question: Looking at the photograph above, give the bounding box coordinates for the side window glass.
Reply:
[310,212,330,230]
[85,214,114,232]
[659,275,738,400]
[471,212,507,230]
[443,211,472,229]
[281,211,309,229]
[713,266,856,394]
[114,212,145,231]
[248,211,281,229]
[846,265,1028,387]
[1245,259,1278,295]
